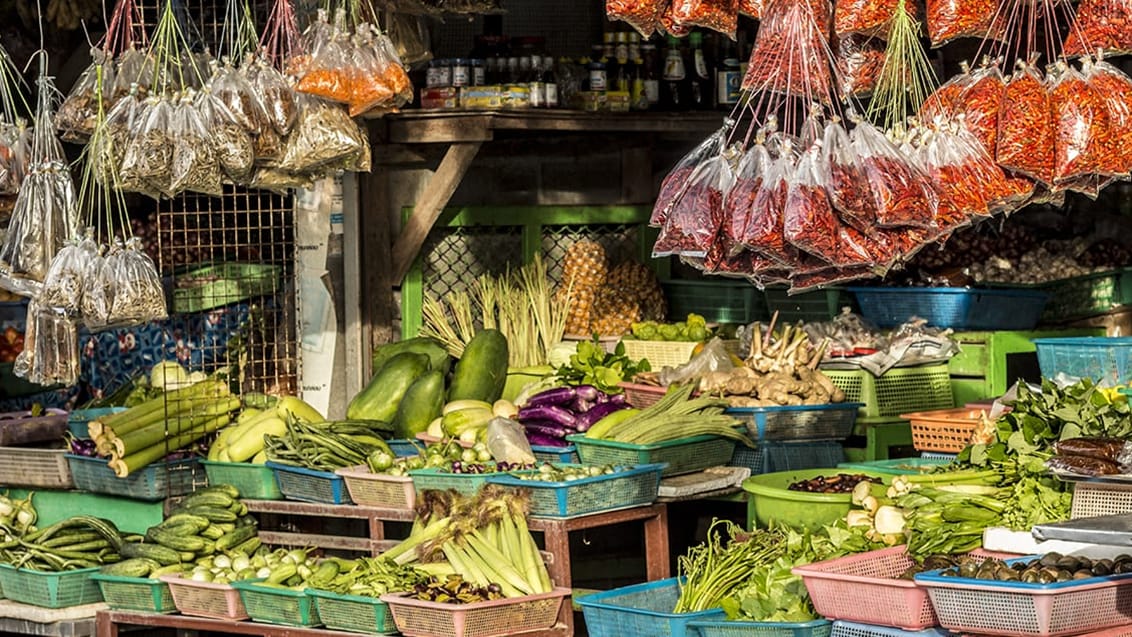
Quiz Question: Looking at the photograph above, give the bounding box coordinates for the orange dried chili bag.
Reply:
[820,119,876,234]
[664,0,738,37]
[296,28,353,104]
[835,0,902,38]
[919,64,972,123]
[956,62,1006,157]
[834,34,885,97]
[722,143,770,257]
[1065,0,1132,58]
[607,0,664,37]
[785,148,871,267]
[853,121,938,230]
[653,154,735,258]
[742,149,798,265]
[926,0,1006,48]
[743,0,834,102]
[1050,60,1112,187]
[652,128,728,226]
[738,0,763,18]
[996,59,1055,185]
[1085,58,1132,177]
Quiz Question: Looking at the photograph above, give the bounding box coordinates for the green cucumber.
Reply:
[121,542,182,566]
[448,330,509,403]
[215,526,257,552]
[100,557,160,578]
[392,370,446,439]
[347,352,431,422]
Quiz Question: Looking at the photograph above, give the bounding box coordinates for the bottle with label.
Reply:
[661,36,687,110]
[628,32,641,64]
[614,32,630,65]
[640,43,660,106]
[529,56,545,107]
[613,35,630,93]
[506,57,520,84]
[630,58,648,110]
[602,32,616,61]
[544,55,559,107]
[687,32,712,110]
[715,57,741,109]
[588,59,608,93]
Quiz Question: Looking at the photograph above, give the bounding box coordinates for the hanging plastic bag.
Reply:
[919,62,972,123]
[853,120,937,229]
[80,240,112,329]
[835,0,903,38]
[955,61,1005,157]
[118,95,173,199]
[372,29,413,108]
[740,148,797,265]
[114,45,152,99]
[296,10,354,104]
[250,166,315,194]
[39,236,92,315]
[57,50,115,143]
[195,87,254,183]
[384,11,432,66]
[349,26,404,117]
[211,63,270,136]
[107,238,166,325]
[834,34,885,98]
[663,0,738,38]
[821,119,876,235]
[653,153,734,258]
[721,142,770,257]
[607,0,664,36]
[14,299,80,386]
[97,87,142,188]
[252,56,298,137]
[925,0,1006,48]
[996,58,1055,185]
[276,96,368,175]
[1065,0,1132,58]
[1085,57,1132,178]
[784,148,866,266]
[0,121,30,196]
[169,91,223,197]
[743,0,834,103]
[652,127,727,227]
[738,0,763,17]
[1050,59,1111,188]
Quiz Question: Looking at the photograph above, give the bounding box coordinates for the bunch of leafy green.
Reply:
[555,338,650,393]
[1000,475,1073,531]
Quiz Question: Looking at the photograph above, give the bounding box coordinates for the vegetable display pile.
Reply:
[788,473,878,494]
[2,515,127,571]
[312,555,427,598]
[630,314,712,342]
[517,384,630,447]
[583,383,751,446]
[264,418,394,472]
[556,338,651,395]
[936,553,1132,583]
[514,464,619,482]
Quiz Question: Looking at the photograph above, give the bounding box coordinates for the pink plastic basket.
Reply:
[960,627,1132,637]
[159,574,248,620]
[793,546,1005,631]
[336,465,416,509]
[380,588,569,637]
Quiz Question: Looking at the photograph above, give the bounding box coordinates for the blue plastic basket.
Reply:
[531,444,580,464]
[730,441,846,475]
[689,619,832,637]
[830,621,952,637]
[577,578,726,637]
[66,454,203,501]
[67,408,127,438]
[725,404,862,441]
[1032,337,1132,385]
[847,287,1049,330]
[386,439,422,458]
[486,463,664,518]
[266,462,352,505]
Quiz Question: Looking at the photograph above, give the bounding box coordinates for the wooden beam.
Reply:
[390,141,483,284]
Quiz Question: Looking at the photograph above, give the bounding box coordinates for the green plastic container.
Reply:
[91,573,177,613]
[836,457,952,476]
[409,467,498,497]
[567,433,737,477]
[231,579,321,627]
[309,588,398,634]
[0,564,102,608]
[743,468,887,531]
[202,461,283,500]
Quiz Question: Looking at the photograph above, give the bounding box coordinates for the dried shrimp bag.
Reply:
[651,127,727,226]
[926,0,1006,48]
[195,88,254,182]
[211,63,270,135]
[57,49,115,143]
[853,121,937,229]
[276,96,367,174]
[249,166,315,194]
[1085,58,1132,177]
[741,150,796,264]
[14,299,80,386]
[1050,60,1112,188]
[252,57,298,137]
[784,148,870,267]
[721,142,770,256]
[1065,0,1132,58]
[996,59,1055,185]
[107,238,166,325]
[373,30,413,108]
[743,0,834,103]
[39,238,92,315]
[96,88,142,188]
[118,96,173,199]
[821,120,876,234]
[114,45,152,99]
[663,0,738,39]
[169,92,223,196]
[653,154,734,258]
[835,34,885,98]
[607,0,664,36]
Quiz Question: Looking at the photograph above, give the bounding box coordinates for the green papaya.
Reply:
[347,352,431,422]
[448,330,509,403]
[392,370,446,439]
[371,337,452,378]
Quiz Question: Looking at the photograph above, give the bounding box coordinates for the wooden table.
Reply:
[241,500,671,635]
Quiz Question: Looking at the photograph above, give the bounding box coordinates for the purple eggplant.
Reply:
[523,421,573,439]
[575,402,630,432]
[609,393,628,404]
[570,396,595,414]
[574,385,600,402]
[525,387,577,408]
[526,432,566,447]
[594,392,610,405]
[519,404,577,428]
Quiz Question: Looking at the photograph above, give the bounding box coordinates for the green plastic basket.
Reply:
[409,467,498,497]
[764,288,855,323]
[91,573,177,613]
[566,434,737,477]
[309,588,398,635]
[743,468,887,531]
[662,279,768,324]
[1039,269,1132,322]
[66,454,203,501]
[201,461,283,500]
[173,263,281,313]
[836,457,952,476]
[0,564,102,608]
[231,579,321,627]
[486,463,665,518]
[689,619,833,637]
[822,365,955,419]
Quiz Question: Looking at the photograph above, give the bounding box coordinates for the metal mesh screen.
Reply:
[420,225,523,301]
[541,223,643,284]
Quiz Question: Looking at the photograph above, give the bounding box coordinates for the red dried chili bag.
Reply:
[1065,0,1132,58]
[789,265,875,293]
[996,60,1055,185]
[820,120,876,234]
[834,34,885,98]
[741,149,797,265]
[652,128,727,226]
[853,121,938,230]
[1050,60,1113,187]
[925,0,1006,48]
[607,0,664,37]
[743,0,834,103]
[653,154,735,258]
[956,62,1006,157]
[784,148,872,266]
[738,0,763,18]
[1085,58,1132,177]
[835,0,901,38]
[722,143,770,256]
[919,65,973,123]
[665,0,738,37]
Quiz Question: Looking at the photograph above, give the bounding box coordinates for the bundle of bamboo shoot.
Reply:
[88,378,238,477]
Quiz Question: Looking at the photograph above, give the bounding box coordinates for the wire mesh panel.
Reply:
[419,225,524,304]
[541,223,643,285]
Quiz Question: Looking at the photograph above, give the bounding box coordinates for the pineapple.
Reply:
[604,261,667,321]
[590,296,641,336]
[560,240,608,334]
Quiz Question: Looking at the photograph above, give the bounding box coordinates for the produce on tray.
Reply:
[788,473,879,494]
[583,383,751,445]
[3,514,127,570]
[555,338,651,394]
[513,463,619,482]
[934,553,1132,582]
[264,418,395,473]
[516,384,630,447]
[556,241,666,337]
[628,314,711,342]
[409,574,505,603]
[308,555,428,597]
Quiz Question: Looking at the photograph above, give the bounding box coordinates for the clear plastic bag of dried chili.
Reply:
[955,61,1006,158]
[1084,57,1132,178]
[738,0,763,18]
[996,58,1055,186]
[666,0,738,38]
[820,119,876,234]
[834,34,885,98]
[835,0,909,38]
[852,120,938,230]
[653,153,734,259]
[652,127,728,227]
[742,0,834,102]
[918,62,972,123]
[739,148,797,265]
[925,0,1006,48]
[1064,0,1132,58]
[784,147,872,267]
[607,0,664,37]
[721,142,770,257]
[1050,59,1114,189]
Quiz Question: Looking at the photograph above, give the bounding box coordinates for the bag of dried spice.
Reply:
[721,142,770,257]
[738,0,763,17]
[195,87,254,183]
[1065,0,1132,58]
[652,127,728,227]
[57,49,115,143]
[996,57,1055,185]
[835,0,904,38]
[653,152,734,258]
[784,147,856,266]
[296,9,354,104]
[743,0,833,102]
[607,0,664,37]
[834,34,885,98]
[252,56,298,137]
[919,62,973,123]
[114,45,152,100]
[955,61,1006,157]
[1050,59,1112,189]
[118,95,174,199]
[169,91,223,197]
[1085,56,1132,178]
[107,238,166,325]
[663,0,738,38]
[852,119,938,229]
[277,95,368,175]
[925,0,1005,48]
[740,147,797,265]
[373,29,413,108]
[820,119,876,235]
[349,27,397,117]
